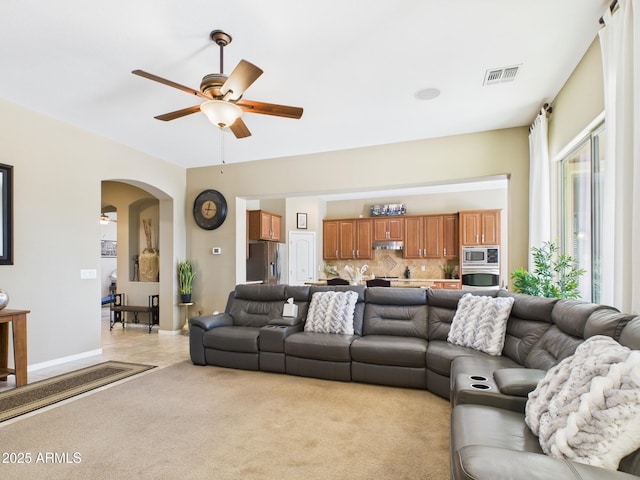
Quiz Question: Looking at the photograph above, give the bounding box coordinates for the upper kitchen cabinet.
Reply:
[373,217,404,241]
[442,214,459,258]
[323,220,340,260]
[323,219,372,260]
[424,215,443,258]
[404,214,459,259]
[459,209,500,246]
[403,216,424,259]
[248,210,282,241]
[355,219,373,259]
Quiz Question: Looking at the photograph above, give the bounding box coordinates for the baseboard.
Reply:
[28,348,103,372]
[158,329,183,336]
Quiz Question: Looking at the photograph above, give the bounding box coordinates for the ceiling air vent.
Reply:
[483,65,521,86]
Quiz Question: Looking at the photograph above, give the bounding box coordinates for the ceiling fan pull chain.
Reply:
[219,128,225,174]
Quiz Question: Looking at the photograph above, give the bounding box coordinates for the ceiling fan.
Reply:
[100,213,116,224]
[132,29,303,138]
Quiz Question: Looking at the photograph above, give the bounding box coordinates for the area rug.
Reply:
[0,360,451,480]
[0,361,155,422]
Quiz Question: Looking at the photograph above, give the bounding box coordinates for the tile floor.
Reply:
[0,306,190,393]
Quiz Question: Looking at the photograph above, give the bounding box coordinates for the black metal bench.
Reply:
[110,293,159,333]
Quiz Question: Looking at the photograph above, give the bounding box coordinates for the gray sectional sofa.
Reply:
[189,284,640,479]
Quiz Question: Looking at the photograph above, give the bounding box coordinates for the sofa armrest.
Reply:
[493,368,547,397]
[453,445,639,480]
[268,316,302,327]
[190,313,233,331]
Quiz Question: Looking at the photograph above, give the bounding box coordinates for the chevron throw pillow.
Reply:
[447,293,514,356]
[304,291,358,334]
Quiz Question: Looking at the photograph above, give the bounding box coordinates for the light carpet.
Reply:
[0,360,451,480]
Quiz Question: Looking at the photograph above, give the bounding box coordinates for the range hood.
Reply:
[372,241,404,251]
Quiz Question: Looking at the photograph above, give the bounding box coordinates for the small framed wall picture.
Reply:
[296,212,307,229]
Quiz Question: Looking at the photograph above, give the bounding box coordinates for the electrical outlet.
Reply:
[421,265,426,272]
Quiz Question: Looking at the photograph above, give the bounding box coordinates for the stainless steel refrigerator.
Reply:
[246,241,287,285]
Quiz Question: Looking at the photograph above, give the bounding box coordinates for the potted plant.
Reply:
[510,241,585,299]
[178,260,195,303]
[442,264,455,279]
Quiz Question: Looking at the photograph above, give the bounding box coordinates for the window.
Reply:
[559,124,605,302]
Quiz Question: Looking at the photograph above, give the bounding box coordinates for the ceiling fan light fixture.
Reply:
[200,100,243,128]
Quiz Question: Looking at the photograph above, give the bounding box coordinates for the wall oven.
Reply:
[461,268,500,291]
[461,245,500,290]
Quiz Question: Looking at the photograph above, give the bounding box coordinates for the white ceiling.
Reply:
[1,0,608,169]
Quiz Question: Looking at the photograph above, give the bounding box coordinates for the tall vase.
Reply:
[0,289,8,310]
[139,248,159,282]
[139,218,159,282]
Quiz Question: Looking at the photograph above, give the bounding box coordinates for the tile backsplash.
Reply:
[324,250,459,280]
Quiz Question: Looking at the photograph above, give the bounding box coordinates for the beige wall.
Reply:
[548,38,604,159]
[547,38,605,239]
[0,98,187,367]
[187,127,529,313]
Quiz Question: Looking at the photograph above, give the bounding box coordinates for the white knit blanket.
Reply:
[525,335,640,470]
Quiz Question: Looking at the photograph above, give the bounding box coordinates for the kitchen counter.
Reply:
[307,278,461,289]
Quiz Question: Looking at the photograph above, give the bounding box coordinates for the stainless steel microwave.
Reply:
[461,246,499,267]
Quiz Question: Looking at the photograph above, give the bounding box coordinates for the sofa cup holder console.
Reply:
[470,383,491,390]
[466,375,491,390]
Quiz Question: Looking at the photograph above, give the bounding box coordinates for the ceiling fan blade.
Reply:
[236,100,303,119]
[229,117,252,138]
[154,105,201,121]
[221,60,263,101]
[132,70,211,101]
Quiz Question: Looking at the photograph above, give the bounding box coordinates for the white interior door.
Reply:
[288,231,316,286]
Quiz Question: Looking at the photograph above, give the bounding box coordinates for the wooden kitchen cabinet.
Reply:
[424,215,443,258]
[373,217,404,241]
[432,280,462,290]
[248,210,282,241]
[339,220,357,259]
[459,209,500,246]
[356,219,373,259]
[403,214,458,259]
[323,219,372,260]
[403,216,424,259]
[323,220,340,260]
[443,214,459,258]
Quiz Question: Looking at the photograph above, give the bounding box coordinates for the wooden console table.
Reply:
[0,309,29,387]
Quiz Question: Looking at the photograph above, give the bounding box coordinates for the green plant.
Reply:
[510,241,585,299]
[178,260,196,295]
[442,265,455,274]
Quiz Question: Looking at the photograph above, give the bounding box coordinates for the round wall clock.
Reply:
[193,189,227,230]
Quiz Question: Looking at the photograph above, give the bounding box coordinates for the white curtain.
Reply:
[599,0,640,313]
[528,109,551,271]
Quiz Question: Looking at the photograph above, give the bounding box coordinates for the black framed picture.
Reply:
[0,163,13,265]
[101,240,117,257]
[296,212,307,229]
